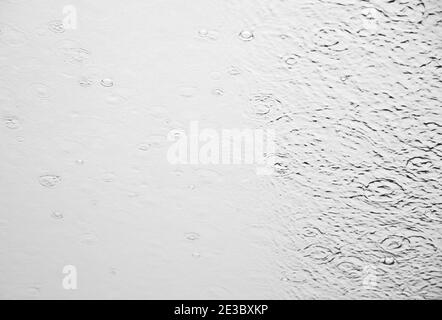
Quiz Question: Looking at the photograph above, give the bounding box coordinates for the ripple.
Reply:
[185,232,200,241]
[335,256,364,279]
[380,235,411,254]
[47,20,65,33]
[364,179,405,203]
[38,175,62,188]
[100,78,114,87]
[313,27,348,51]
[246,93,283,121]
[303,243,338,264]
[238,30,254,41]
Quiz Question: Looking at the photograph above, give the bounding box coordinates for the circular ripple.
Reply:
[380,235,410,254]
[364,179,404,203]
[303,243,338,264]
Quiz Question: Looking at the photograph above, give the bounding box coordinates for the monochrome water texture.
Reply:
[0,0,441,299]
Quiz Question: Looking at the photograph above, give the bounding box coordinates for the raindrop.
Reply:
[198,29,208,37]
[238,30,254,41]
[382,255,395,265]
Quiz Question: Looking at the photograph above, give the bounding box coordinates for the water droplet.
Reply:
[100,78,114,87]
[198,29,208,37]
[238,30,254,41]
[75,159,84,165]
[38,175,61,188]
[382,255,395,265]
[185,232,200,241]
[192,252,201,258]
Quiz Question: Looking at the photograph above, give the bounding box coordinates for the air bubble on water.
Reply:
[238,30,254,41]
[38,175,62,188]
[185,232,200,241]
[198,29,208,37]
[51,211,63,220]
[100,78,114,87]
[382,255,395,265]
[47,20,65,33]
